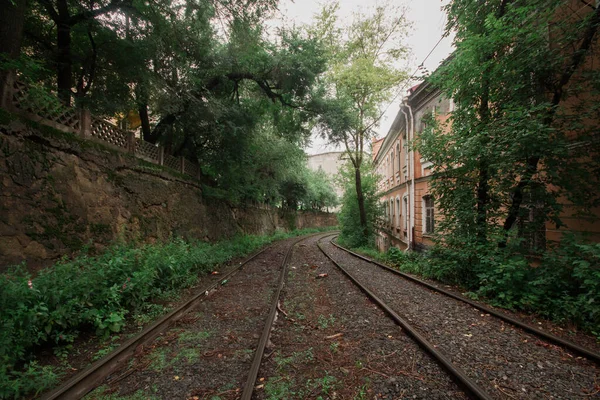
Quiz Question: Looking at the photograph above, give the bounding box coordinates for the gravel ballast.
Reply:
[321,240,600,399]
[256,234,467,399]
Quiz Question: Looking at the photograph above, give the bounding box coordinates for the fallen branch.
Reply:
[325,333,343,340]
[276,301,295,322]
[363,366,390,378]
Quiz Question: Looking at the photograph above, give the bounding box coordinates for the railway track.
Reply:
[41,232,331,400]
[317,236,600,399]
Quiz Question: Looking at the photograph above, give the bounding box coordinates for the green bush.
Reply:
[531,236,600,332]
[423,235,600,335]
[337,160,381,248]
[0,227,335,399]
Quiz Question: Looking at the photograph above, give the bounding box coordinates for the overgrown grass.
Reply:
[0,226,336,399]
[343,234,600,339]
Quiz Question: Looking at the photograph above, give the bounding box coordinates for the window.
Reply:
[396,197,401,227]
[517,190,546,253]
[423,196,435,234]
[403,196,408,230]
[390,199,394,226]
[396,143,400,173]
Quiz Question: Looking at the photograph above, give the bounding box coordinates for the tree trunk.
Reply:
[498,6,600,248]
[354,166,368,238]
[56,21,72,105]
[0,0,26,108]
[139,103,152,141]
[0,0,26,59]
[476,159,489,242]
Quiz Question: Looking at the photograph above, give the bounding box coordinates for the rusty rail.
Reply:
[330,238,600,365]
[317,238,494,400]
[41,232,331,400]
[240,232,337,399]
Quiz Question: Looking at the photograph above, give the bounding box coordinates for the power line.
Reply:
[375,0,595,135]
[366,33,449,135]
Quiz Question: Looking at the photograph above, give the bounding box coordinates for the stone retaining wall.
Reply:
[0,118,337,272]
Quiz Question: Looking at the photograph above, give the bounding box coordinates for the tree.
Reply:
[17,0,330,205]
[301,167,338,211]
[337,158,381,247]
[417,0,600,254]
[0,0,26,107]
[311,1,409,240]
[27,0,132,104]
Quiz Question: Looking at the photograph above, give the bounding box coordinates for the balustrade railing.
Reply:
[3,80,201,180]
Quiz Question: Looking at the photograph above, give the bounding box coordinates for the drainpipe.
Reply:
[400,106,410,251]
[407,103,415,251]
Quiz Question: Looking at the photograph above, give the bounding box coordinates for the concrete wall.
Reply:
[0,119,336,272]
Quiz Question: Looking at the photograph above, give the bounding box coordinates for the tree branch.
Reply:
[36,0,59,23]
[69,0,129,26]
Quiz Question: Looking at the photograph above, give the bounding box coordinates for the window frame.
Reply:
[423,195,435,235]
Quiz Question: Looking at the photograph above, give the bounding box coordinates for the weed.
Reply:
[293,311,306,321]
[132,304,170,326]
[306,374,337,397]
[173,347,201,365]
[53,344,73,360]
[84,385,158,400]
[329,341,340,354]
[0,361,61,399]
[92,336,121,361]
[264,378,295,400]
[353,383,370,400]
[0,227,336,398]
[317,314,336,329]
[274,348,314,371]
[147,348,171,372]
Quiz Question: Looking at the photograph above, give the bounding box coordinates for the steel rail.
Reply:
[41,231,331,400]
[329,239,600,365]
[316,238,494,400]
[240,231,337,400]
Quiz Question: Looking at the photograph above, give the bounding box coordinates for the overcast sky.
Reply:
[269,0,454,154]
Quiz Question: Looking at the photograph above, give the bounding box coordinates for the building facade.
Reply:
[374,1,600,253]
[373,82,453,252]
[307,151,346,211]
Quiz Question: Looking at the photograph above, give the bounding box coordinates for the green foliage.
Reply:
[0,227,334,399]
[317,314,336,329]
[337,160,382,248]
[15,0,330,207]
[408,0,600,336]
[0,361,60,400]
[416,0,600,247]
[310,0,410,242]
[280,166,338,211]
[302,168,338,211]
